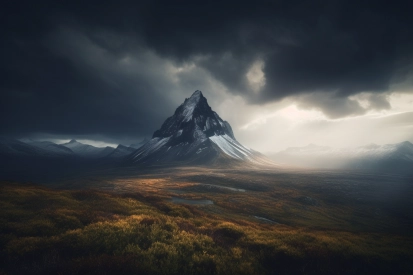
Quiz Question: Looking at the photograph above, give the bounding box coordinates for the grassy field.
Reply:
[1,167,413,274]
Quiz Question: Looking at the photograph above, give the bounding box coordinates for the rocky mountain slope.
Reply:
[127,90,273,166]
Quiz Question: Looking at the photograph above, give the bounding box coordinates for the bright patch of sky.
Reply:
[228,92,413,153]
[246,60,266,93]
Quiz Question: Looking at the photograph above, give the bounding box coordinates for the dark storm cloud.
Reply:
[1,0,413,142]
[0,29,169,139]
[297,93,366,118]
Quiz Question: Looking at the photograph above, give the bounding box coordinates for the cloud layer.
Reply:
[1,0,413,145]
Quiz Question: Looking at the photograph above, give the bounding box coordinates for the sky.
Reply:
[1,0,413,152]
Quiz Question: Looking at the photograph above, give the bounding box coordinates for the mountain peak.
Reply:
[128,90,273,166]
[153,90,234,141]
[68,139,78,144]
[117,144,128,149]
[191,90,203,98]
[183,90,204,106]
[179,90,207,122]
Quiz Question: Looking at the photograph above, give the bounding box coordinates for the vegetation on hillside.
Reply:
[1,182,412,274]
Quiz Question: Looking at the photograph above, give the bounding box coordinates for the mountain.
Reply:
[127,90,273,166]
[271,141,413,173]
[0,138,64,157]
[345,141,413,172]
[130,138,150,149]
[356,141,413,160]
[0,138,88,181]
[20,139,74,156]
[105,144,136,159]
[61,140,115,158]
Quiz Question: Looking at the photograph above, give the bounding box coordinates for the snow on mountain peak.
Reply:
[181,90,205,122]
[128,90,273,166]
[153,90,235,141]
[192,90,203,96]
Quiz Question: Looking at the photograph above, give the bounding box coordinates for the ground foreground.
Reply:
[1,166,413,274]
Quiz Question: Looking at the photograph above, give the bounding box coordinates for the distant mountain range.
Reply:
[0,137,145,181]
[271,141,413,173]
[0,138,72,158]
[3,138,139,160]
[20,139,74,156]
[61,140,115,158]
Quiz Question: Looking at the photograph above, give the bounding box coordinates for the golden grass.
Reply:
[1,181,412,274]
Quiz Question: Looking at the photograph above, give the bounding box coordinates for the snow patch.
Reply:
[181,91,202,122]
[209,134,253,160]
[132,137,171,161]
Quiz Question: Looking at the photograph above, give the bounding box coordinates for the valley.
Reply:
[57,166,413,234]
[1,166,412,274]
